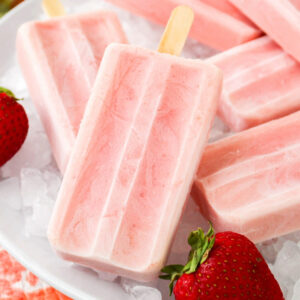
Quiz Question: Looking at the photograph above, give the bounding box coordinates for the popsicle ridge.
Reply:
[110,62,208,268]
[35,21,95,133]
[201,142,300,192]
[92,59,171,257]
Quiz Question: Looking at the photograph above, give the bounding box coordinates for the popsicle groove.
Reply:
[93,59,170,257]
[27,24,77,167]
[230,62,300,111]
[148,67,217,266]
[17,11,127,173]
[113,67,205,263]
[224,52,289,89]
[201,141,300,191]
[207,158,300,211]
[199,121,300,179]
[78,12,127,76]
[111,64,207,268]
[63,19,99,88]
[36,21,94,133]
[59,54,158,253]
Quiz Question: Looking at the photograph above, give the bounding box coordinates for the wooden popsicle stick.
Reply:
[158,6,194,56]
[42,0,66,17]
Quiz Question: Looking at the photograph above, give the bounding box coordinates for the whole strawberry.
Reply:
[0,87,28,167]
[161,226,284,300]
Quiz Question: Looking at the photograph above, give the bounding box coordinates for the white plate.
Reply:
[0,1,216,299]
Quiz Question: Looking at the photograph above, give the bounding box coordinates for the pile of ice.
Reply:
[0,0,299,299]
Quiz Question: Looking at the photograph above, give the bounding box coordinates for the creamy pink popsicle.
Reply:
[105,0,261,50]
[210,36,300,132]
[192,111,300,243]
[230,0,300,63]
[17,11,127,173]
[48,43,222,281]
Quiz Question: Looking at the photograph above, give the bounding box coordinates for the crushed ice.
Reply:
[0,0,298,299]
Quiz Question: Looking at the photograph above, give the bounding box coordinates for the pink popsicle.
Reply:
[105,0,261,50]
[48,43,222,281]
[192,111,300,243]
[230,0,300,63]
[210,36,300,131]
[17,11,127,173]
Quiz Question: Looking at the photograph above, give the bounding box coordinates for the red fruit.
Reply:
[161,226,284,300]
[0,87,28,167]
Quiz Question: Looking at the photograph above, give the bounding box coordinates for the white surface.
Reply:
[0,0,298,299]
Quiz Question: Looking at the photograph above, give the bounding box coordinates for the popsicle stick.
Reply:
[42,0,65,17]
[158,6,194,56]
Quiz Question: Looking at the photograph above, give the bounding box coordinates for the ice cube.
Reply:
[257,241,278,263]
[274,241,300,282]
[0,177,22,210]
[292,279,300,300]
[285,231,300,244]
[21,168,47,207]
[43,169,62,199]
[209,117,231,143]
[129,286,162,300]
[170,198,208,256]
[183,38,218,59]
[27,113,45,134]
[279,277,294,300]
[157,279,175,300]
[25,194,55,238]
[32,195,55,231]
[121,278,161,300]
[96,270,119,282]
[25,214,46,238]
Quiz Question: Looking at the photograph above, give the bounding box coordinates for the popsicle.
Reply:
[17,3,127,173]
[210,36,300,132]
[192,110,300,243]
[48,6,223,281]
[105,0,261,50]
[230,0,300,63]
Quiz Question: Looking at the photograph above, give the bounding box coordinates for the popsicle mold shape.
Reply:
[193,111,300,243]
[210,36,300,131]
[17,11,127,173]
[48,42,222,281]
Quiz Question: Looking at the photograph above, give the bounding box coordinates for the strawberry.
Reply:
[0,87,28,167]
[160,226,284,300]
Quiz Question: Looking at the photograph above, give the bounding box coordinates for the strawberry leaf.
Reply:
[0,87,23,101]
[0,87,15,98]
[160,224,216,295]
[161,264,184,274]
